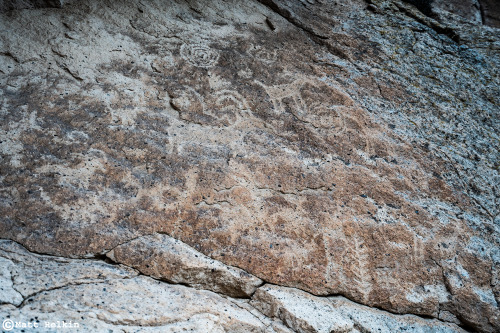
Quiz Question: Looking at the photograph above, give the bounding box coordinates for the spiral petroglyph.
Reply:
[180,43,219,68]
[1,1,498,332]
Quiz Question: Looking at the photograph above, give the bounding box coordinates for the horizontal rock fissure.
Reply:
[102,231,475,330]
[2,236,464,329]
[1,235,467,329]
[0,237,468,329]
[257,282,467,329]
[103,250,261,300]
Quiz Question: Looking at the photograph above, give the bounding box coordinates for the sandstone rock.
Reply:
[251,284,466,333]
[107,233,263,297]
[0,0,498,331]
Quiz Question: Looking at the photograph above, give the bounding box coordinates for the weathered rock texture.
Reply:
[431,0,482,25]
[0,0,498,332]
[480,0,500,27]
[0,241,278,332]
[107,233,263,297]
[252,284,466,333]
[1,240,466,332]
[0,0,76,11]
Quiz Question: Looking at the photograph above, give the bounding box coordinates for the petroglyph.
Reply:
[210,89,251,125]
[1,1,498,331]
[170,86,249,126]
[180,43,219,68]
[349,234,373,302]
[256,78,352,130]
[248,44,278,63]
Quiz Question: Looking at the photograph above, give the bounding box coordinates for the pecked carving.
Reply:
[180,43,220,68]
[248,44,278,63]
[0,1,498,331]
[255,78,354,131]
[169,86,250,127]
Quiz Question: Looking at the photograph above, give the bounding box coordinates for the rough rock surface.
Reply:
[107,233,263,297]
[431,0,482,25]
[0,0,499,332]
[0,0,76,11]
[252,284,466,333]
[0,239,138,306]
[480,0,500,27]
[1,240,467,332]
[0,241,276,332]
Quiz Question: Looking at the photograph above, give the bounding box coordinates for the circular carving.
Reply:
[180,43,219,68]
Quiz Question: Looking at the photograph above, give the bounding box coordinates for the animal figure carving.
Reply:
[255,79,352,131]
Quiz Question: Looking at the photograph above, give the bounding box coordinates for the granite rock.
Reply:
[0,0,77,11]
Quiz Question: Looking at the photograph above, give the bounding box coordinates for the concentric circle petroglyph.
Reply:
[180,43,219,68]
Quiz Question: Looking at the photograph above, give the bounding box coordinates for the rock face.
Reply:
[107,233,263,297]
[252,284,466,333]
[480,0,500,27]
[0,240,277,333]
[0,240,137,306]
[0,0,74,11]
[426,0,500,28]
[1,240,465,332]
[431,0,482,24]
[0,0,498,332]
